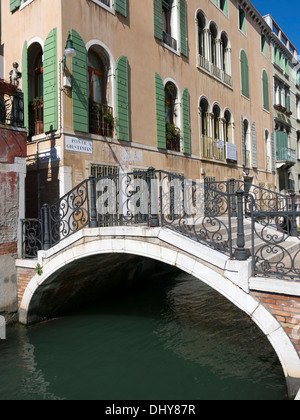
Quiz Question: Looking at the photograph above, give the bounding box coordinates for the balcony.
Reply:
[201,136,226,162]
[29,98,44,137]
[197,55,232,87]
[163,32,178,51]
[89,101,114,138]
[166,122,181,152]
[276,147,296,164]
[0,81,24,128]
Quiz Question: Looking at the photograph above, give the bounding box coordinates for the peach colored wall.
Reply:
[1,0,275,189]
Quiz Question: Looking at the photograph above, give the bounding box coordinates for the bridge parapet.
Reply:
[21,169,300,281]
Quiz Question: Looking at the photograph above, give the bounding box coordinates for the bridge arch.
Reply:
[19,226,300,397]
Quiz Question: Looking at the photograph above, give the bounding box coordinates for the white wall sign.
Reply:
[65,136,93,154]
[226,143,237,162]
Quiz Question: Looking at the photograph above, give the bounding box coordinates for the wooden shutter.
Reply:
[181,88,191,154]
[251,122,257,168]
[114,0,127,17]
[155,73,166,149]
[21,41,29,133]
[71,29,88,133]
[262,70,269,111]
[240,50,249,98]
[153,0,163,41]
[241,116,246,166]
[179,0,188,57]
[116,56,129,142]
[271,132,276,172]
[10,0,20,12]
[43,28,58,133]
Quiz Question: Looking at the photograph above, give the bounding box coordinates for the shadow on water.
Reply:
[0,265,287,400]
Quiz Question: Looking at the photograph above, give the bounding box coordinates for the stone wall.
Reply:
[0,126,27,318]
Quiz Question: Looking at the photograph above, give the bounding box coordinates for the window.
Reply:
[211,0,229,16]
[27,43,44,137]
[87,47,114,138]
[265,130,272,172]
[240,50,249,98]
[238,6,246,35]
[153,0,188,56]
[242,119,251,168]
[274,78,291,112]
[296,97,300,120]
[262,70,269,111]
[197,11,206,59]
[165,81,181,152]
[261,35,267,56]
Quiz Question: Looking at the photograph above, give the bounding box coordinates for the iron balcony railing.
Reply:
[276,147,297,164]
[0,81,24,128]
[163,32,178,51]
[89,101,114,138]
[21,171,300,281]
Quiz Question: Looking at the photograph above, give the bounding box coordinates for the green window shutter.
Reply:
[114,0,127,17]
[271,132,276,172]
[21,41,29,133]
[262,70,269,111]
[71,29,88,133]
[10,0,20,12]
[116,56,129,142]
[251,122,257,168]
[179,0,188,57]
[153,0,163,41]
[155,73,166,149]
[181,88,191,154]
[43,28,58,133]
[240,50,249,98]
[222,0,228,16]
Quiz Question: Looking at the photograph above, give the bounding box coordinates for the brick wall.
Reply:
[253,292,300,356]
[17,267,35,306]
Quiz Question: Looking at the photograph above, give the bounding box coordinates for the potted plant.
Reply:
[166,122,181,152]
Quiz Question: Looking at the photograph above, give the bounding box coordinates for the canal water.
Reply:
[0,270,287,400]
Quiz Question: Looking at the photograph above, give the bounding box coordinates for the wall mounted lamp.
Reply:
[61,32,76,90]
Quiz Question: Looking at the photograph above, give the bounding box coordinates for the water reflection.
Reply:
[156,275,283,390]
[0,271,286,400]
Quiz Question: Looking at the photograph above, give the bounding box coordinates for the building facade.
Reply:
[2,0,277,217]
[0,80,27,314]
[264,15,300,194]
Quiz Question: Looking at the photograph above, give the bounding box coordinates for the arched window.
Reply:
[210,23,218,66]
[200,97,211,159]
[197,11,206,58]
[224,110,232,143]
[165,82,180,152]
[220,32,231,80]
[240,50,249,98]
[28,42,44,137]
[243,119,251,168]
[87,47,114,137]
[212,104,221,140]
[262,70,269,111]
[88,50,106,105]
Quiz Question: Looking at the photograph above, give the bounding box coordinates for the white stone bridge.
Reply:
[17,170,300,398]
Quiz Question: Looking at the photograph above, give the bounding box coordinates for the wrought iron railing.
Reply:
[89,101,114,138]
[21,170,300,281]
[0,81,24,127]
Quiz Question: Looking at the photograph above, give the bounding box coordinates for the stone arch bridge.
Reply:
[18,169,300,398]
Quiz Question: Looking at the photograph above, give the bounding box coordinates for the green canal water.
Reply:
[0,270,287,400]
